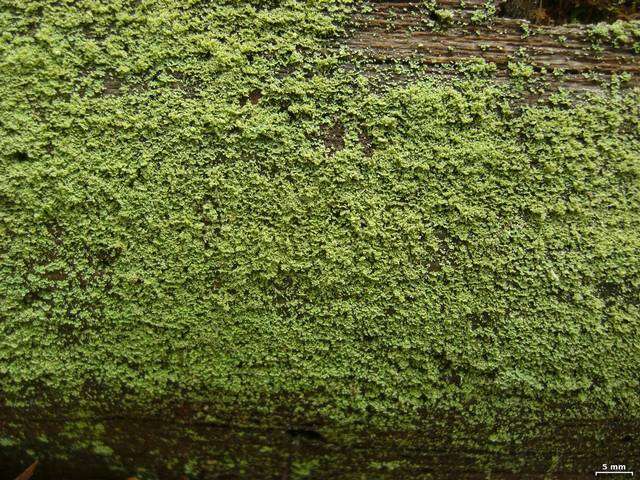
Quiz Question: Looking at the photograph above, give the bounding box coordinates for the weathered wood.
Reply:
[347,0,640,85]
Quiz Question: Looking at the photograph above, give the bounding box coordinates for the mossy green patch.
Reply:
[590,19,640,51]
[1,0,639,443]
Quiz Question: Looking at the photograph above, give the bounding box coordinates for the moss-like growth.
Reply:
[1,0,639,475]
[590,19,640,51]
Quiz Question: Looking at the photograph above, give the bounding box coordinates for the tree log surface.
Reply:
[348,0,640,86]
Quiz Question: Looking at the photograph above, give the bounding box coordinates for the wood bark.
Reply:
[347,0,640,88]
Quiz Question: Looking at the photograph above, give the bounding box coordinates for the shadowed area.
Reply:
[1,412,638,479]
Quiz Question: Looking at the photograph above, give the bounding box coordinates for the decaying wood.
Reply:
[347,0,640,86]
[14,461,38,480]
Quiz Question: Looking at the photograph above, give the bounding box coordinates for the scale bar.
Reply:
[595,473,633,476]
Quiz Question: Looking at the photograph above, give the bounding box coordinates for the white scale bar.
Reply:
[595,473,634,476]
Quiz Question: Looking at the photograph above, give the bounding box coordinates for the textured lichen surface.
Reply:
[1,0,640,476]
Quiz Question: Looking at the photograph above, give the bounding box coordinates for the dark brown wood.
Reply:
[347,0,640,86]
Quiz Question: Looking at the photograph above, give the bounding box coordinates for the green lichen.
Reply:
[508,60,535,78]
[590,19,640,52]
[470,0,497,24]
[435,9,454,25]
[0,0,639,475]
[455,57,498,77]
